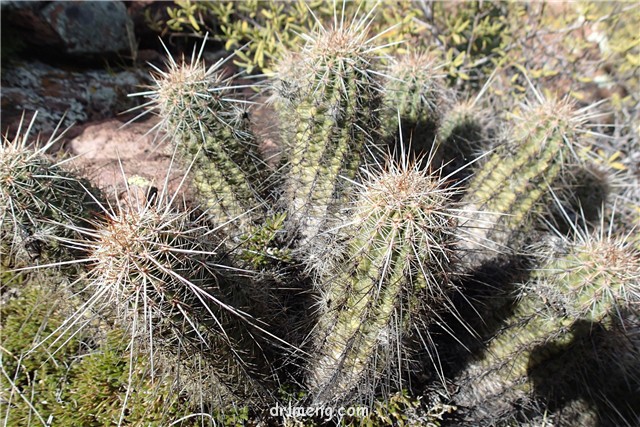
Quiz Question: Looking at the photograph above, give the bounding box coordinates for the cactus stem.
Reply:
[456,94,589,271]
[308,146,461,405]
[1,112,101,265]
[272,10,391,246]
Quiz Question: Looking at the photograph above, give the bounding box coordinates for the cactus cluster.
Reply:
[2,8,639,427]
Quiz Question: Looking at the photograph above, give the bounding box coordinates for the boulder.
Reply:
[1,59,146,136]
[2,1,134,57]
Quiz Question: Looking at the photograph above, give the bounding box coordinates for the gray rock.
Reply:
[2,1,134,57]
[39,1,134,56]
[0,1,39,11]
[1,60,146,135]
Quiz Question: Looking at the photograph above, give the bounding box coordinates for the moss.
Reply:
[52,330,191,427]
[0,268,198,426]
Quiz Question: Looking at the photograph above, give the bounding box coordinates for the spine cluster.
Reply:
[82,186,276,406]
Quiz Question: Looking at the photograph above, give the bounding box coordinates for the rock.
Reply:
[41,1,134,56]
[1,60,147,136]
[2,1,134,57]
[0,1,39,11]
[68,118,190,200]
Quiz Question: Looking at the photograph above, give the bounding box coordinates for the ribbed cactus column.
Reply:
[455,234,640,425]
[308,159,457,406]
[135,41,264,231]
[382,52,444,160]
[0,113,99,264]
[272,19,383,245]
[82,187,273,406]
[456,96,584,271]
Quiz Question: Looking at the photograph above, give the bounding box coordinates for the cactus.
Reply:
[456,95,586,272]
[382,51,446,162]
[271,14,385,245]
[0,113,99,265]
[436,100,487,181]
[73,180,276,407]
[3,5,639,426]
[307,155,458,406]
[454,232,640,425]
[132,39,265,231]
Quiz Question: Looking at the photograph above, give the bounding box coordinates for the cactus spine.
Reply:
[273,17,384,244]
[80,185,274,406]
[0,113,98,264]
[308,157,457,405]
[137,40,264,231]
[457,96,584,271]
[455,234,640,425]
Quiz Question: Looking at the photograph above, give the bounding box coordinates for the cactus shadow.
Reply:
[528,318,640,427]
[418,255,535,391]
[545,164,610,237]
[266,267,320,394]
[438,120,486,185]
[388,119,438,170]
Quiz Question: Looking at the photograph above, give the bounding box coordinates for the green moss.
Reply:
[52,330,192,427]
[239,212,292,268]
[0,269,198,426]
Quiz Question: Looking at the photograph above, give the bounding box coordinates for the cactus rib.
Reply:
[309,156,458,405]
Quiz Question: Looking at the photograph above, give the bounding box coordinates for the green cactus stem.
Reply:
[382,52,445,162]
[131,39,265,232]
[456,95,585,272]
[454,233,640,425]
[0,113,100,265]
[308,157,457,406]
[272,17,385,245]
